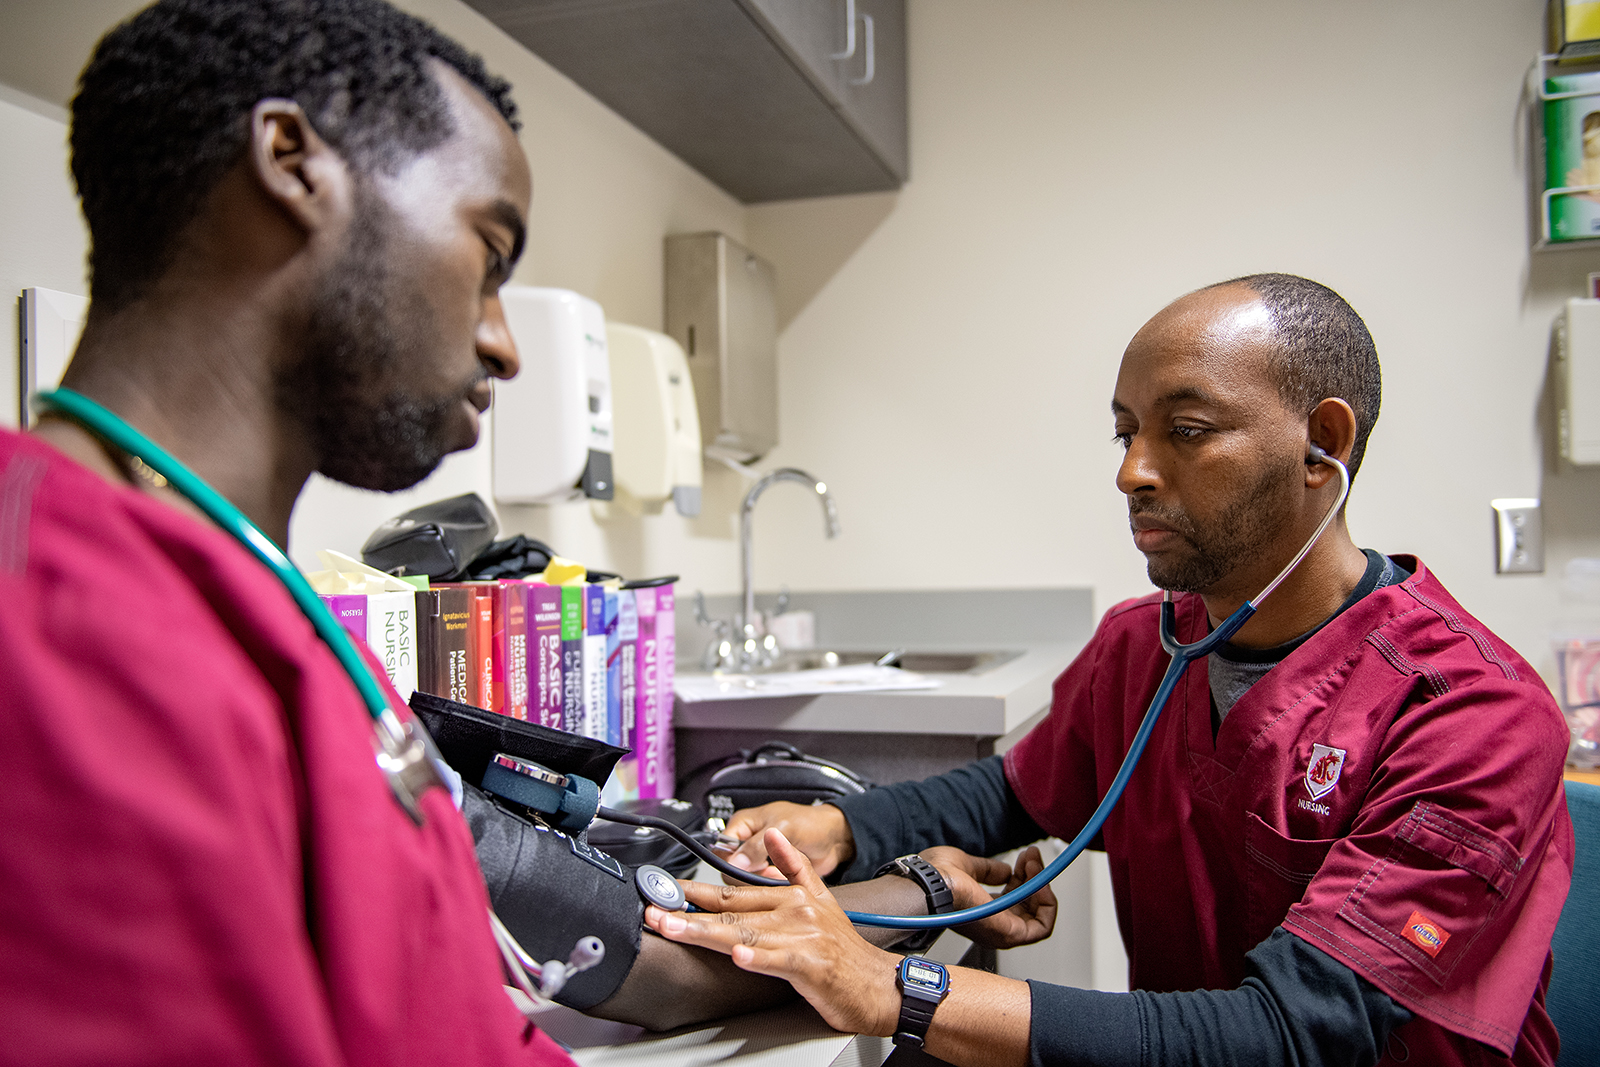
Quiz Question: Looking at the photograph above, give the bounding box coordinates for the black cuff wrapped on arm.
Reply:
[463,783,643,1011]
[832,755,1045,881]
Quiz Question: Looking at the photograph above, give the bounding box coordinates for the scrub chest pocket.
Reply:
[1244,813,1339,950]
[1338,801,1522,985]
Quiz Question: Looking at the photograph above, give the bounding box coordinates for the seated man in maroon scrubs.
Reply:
[654,276,1575,1067]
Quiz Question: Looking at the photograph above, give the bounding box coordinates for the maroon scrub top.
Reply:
[0,428,570,1066]
[1005,562,1573,1065]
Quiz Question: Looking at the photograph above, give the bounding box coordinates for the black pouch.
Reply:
[361,492,498,580]
[409,690,627,787]
[702,741,871,823]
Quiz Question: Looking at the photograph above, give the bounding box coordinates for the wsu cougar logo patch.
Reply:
[1304,744,1347,801]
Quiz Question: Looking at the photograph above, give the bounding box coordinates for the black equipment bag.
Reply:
[361,493,498,580]
[702,741,871,823]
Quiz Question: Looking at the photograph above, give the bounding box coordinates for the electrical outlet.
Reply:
[1491,499,1543,574]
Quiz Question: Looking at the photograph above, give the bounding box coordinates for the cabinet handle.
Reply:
[850,13,875,85]
[830,0,857,59]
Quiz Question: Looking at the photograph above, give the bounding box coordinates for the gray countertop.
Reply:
[672,641,1081,738]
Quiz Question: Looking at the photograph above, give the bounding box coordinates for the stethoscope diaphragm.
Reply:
[635,864,687,911]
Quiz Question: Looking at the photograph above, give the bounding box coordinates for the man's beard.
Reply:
[280,195,482,493]
[1130,452,1304,594]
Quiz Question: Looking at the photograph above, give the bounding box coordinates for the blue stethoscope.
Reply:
[35,386,1352,933]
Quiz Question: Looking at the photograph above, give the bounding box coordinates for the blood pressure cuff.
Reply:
[463,784,643,1011]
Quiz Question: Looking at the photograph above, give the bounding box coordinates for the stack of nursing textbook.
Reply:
[310,550,676,802]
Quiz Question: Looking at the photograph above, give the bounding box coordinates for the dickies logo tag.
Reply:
[1304,743,1347,801]
[1401,910,1450,957]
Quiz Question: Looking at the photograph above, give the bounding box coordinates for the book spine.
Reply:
[604,588,622,748]
[614,589,639,801]
[498,580,530,721]
[320,594,366,645]
[414,589,442,699]
[655,583,676,796]
[583,584,607,740]
[560,585,585,733]
[528,583,564,729]
[365,590,417,703]
[435,586,473,705]
[633,588,666,799]
[471,586,495,711]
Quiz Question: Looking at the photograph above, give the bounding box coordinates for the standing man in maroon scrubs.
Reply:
[651,275,1575,1067]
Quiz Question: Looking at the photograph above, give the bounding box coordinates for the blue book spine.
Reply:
[604,588,622,748]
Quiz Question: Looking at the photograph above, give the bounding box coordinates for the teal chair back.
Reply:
[1550,780,1599,1065]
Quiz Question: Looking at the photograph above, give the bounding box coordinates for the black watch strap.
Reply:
[893,957,948,1049]
[875,854,955,915]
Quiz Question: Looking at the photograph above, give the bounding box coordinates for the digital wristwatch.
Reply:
[892,955,949,1049]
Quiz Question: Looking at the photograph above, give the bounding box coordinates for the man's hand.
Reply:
[645,829,900,1038]
[922,845,1057,949]
[720,802,856,880]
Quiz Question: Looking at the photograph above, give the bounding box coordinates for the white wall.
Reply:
[742,0,1600,688]
[0,0,752,595]
[0,86,84,429]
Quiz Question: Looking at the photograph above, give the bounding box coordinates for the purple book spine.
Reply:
[321,594,366,643]
[654,584,676,797]
[528,583,564,729]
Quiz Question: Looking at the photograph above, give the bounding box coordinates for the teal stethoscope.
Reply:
[35,386,1352,933]
[31,387,596,1007]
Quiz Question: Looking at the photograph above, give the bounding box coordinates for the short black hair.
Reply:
[1208,273,1382,479]
[71,0,519,312]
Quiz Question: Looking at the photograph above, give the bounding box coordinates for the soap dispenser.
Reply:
[607,322,703,516]
[492,286,614,503]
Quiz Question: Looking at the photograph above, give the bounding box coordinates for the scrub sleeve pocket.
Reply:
[1337,801,1521,986]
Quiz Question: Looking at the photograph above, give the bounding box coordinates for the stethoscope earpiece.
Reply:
[1307,443,1330,465]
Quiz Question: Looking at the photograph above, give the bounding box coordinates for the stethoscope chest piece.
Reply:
[636,864,688,911]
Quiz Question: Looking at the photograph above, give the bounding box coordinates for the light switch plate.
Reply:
[1491,498,1543,574]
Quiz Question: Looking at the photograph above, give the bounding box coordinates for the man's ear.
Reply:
[248,99,348,232]
[1305,397,1358,487]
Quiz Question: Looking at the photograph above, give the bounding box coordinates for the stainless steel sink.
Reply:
[754,649,1023,675]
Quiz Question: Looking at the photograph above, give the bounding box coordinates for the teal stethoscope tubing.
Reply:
[835,447,1352,929]
[29,389,408,747]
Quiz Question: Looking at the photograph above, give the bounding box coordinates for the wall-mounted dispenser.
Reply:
[607,323,703,516]
[664,232,778,463]
[493,286,614,503]
[19,287,88,428]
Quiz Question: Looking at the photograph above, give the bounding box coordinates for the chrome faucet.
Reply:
[697,468,839,672]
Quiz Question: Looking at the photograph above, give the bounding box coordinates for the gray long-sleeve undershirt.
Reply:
[833,757,1412,1067]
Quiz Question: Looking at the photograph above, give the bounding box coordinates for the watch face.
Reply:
[900,958,948,993]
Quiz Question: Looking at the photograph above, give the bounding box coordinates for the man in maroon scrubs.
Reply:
[653,276,1575,1067]
[0,2,566,1062]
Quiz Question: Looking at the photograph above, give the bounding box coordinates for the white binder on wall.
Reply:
[1560,298,1600,464]
[19,287,88,428]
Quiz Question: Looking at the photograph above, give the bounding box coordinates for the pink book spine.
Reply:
[498,580,530,721]
[654,584,676,797]
[528,583,565,729]
[633,588,667,799]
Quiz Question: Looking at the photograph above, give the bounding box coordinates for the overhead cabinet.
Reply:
[462,0,907,203]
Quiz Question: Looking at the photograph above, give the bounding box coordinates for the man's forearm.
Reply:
[590,872,941,1029]
[834,755,1045,880]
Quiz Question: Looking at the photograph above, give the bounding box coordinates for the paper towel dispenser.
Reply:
[493,286,614,503]
[607,323,703,516]
[664,232,778,463]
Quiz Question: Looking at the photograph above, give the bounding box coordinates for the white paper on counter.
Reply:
[674,664,941,703]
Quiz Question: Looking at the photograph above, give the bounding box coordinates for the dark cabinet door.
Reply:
[740,0,908,182]
[465,0,907,201]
